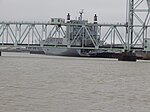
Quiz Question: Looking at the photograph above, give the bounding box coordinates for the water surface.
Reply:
[0,52,150,112]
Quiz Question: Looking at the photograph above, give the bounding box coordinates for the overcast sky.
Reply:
[0,0,127,23]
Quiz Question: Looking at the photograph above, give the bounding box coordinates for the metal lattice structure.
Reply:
[0,22,66,46]
[0,22,128,50]
[0,0,150,52]
[127,0,150,50]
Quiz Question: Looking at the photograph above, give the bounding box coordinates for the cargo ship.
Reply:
[30,12,102,57]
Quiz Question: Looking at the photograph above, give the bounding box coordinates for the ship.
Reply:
[41,11,102,57]
[27,46,45,54]
[42,38,81,56]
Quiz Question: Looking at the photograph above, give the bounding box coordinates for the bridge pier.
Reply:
[118,51,137,62]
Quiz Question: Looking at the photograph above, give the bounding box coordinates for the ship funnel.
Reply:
[94,14,97,24]
[67,13,70,22]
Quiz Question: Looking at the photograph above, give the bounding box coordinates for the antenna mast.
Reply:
[79,9,84,21]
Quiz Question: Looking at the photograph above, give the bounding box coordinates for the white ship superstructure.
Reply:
[42,12,99,56]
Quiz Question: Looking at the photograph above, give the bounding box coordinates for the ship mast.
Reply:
[79,9,84,21]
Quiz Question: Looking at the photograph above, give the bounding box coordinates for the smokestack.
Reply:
[67,13,70,22]
[94,14,97,24]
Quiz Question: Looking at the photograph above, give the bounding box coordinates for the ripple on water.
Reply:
[0,52,150,112]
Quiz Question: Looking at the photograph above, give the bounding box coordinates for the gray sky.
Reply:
[0,0,127,23]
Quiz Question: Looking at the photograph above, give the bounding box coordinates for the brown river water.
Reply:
[0,52,150,112]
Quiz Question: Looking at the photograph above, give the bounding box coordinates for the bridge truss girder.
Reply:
[0,22,150,50]
[0,22,66,47]
[67,24,127,49]
[0,22,128,50]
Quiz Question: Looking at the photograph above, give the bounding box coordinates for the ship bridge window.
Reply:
[51,19,54,22]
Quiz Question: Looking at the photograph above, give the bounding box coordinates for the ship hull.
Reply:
[42,47,81,57]
[27,46,45,54]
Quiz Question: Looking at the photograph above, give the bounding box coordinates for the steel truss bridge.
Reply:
[0,0,150,51]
